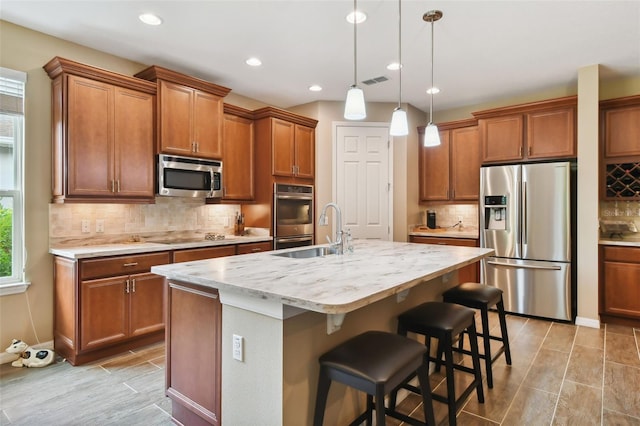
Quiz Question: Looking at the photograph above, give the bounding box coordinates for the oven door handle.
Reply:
[275,236,313,243]
[276,194,313,200]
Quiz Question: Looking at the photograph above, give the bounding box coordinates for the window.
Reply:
[0,67,27,294]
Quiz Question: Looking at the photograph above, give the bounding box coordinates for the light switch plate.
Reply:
[232,334,243,361]
[81,219,90,233]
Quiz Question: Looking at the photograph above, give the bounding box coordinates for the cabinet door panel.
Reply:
[419,131,450,201]
[129,272,165,337]
[80,276,128,350]
[526,107,575,159]
[294,125,315,179]
[480,115,523,163]
[272,119,296,177]
[159,81,193,155]
[604,261,640,318]
[222,114,254,200]
[451,126,480,200]
[193,91,223,159]
[67,75,113,196]
[605,105,640,157]
[173,245,236,263]
[114,87,155,197]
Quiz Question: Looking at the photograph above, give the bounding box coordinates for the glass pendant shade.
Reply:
[424,122,441,147]
[344,85,366,120]
[389,107,408,136]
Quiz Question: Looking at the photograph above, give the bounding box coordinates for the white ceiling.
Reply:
[2,1,639,113]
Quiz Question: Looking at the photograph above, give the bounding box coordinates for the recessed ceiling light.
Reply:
[139,13,162,26]
[346,10,367,24]
[386,62,402,71]
[427,87,440,94]
[245,57,262,67]
[309,85,323,92]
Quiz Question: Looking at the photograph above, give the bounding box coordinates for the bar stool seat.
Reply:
[442,282,512,389]
[391,302,484,426]
[314,330,435,426]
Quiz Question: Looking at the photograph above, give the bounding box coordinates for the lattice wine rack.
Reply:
[606,162,640,198]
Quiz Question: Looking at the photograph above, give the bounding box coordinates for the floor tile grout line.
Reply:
[604,407,640,421]
[602,323,607,426]
[549,323,580,423]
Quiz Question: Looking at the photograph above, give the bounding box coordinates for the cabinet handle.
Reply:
[192,141,196,152]
[111,180,115,193]
[123,262,138,267]
[452,189,455,199]
[116,180,120,193]
[528,146,531,156]
[125,279,130,294]
[520,145,523,157]
[251,248,262,252]
[131,278,136,293]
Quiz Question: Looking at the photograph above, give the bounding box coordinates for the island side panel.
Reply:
[221,304,284,426]
[281,273,458,425]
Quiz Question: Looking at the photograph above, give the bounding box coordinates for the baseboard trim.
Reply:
[1,340,54,365]
[575,316,600,329]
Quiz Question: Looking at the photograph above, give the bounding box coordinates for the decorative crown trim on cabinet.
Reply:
[471,95,577,119]
[134,65,231,97]
[44,57,157,94]
[253,106,318,128]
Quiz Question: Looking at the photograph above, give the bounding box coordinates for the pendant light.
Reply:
[344,0,366,120]
[423,10,442,147]
[389,0,408,136]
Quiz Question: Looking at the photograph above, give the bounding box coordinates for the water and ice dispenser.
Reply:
[484,195,508,230]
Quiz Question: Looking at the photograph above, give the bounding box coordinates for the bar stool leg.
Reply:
[365,394,373,426]
[497,299,512,365]
[467,322,485,404]
[375,385,385,426]
[443,333,457,426]
[480,307,494,388]
[313,368,331,426]
[416,363,437,426]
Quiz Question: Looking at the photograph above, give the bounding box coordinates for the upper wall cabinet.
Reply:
[135,66,231,160]
[474,96,577,164]
[418,119,480,202]
[221,104,255,201]
[44,57,156,204]
[600,95,640,200]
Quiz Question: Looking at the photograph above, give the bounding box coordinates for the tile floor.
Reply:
[0,315,639,425]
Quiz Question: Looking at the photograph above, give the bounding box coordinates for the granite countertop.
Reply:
[409,226,479,239]
[50,235,273,259]
[598,236,640,247]
[151,240,494,315]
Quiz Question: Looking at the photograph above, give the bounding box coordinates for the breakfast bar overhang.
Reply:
[152,240,494,425]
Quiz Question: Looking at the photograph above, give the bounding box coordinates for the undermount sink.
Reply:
[272,246,337,259]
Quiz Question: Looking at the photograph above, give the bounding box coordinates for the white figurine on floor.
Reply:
[5,339,55,368]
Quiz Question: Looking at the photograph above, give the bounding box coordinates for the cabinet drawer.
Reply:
[173,245,236,263]
[603,246,640,263]
[237,241,272,254]
[410,236,477,247]
[80,252,171,280]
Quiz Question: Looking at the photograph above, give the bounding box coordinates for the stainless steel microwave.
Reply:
[157,154,223,198]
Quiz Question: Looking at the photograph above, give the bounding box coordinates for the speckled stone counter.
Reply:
[599,236,640,247]
[409,227,479,240]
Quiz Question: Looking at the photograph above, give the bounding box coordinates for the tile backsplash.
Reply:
[49,197,241,245]
[418,204,479,230]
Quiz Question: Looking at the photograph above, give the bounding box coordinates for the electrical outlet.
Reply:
[224,216,230,227]
[457,216,463,224]
[81,219,90,234]
[96,219,104,233]
[232,334,243,361]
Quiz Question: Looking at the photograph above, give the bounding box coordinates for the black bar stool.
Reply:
[313,330,436,426]
[391,302,484,426]
[441,282,512,388]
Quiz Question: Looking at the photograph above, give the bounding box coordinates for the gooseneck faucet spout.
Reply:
[319,202,343,254]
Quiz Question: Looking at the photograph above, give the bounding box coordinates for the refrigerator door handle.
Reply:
[522,181,527,245]
[487,260,562,271]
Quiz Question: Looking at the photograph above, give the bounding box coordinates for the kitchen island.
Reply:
[151,240,494,425]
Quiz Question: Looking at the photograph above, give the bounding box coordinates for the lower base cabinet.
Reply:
[409,236,480,283]
[166,281,221,426]
[600,245,640,327]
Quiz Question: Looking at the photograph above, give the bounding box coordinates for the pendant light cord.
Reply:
[353,0,358,86]
[429,17,434,124]
[398,0,402,108]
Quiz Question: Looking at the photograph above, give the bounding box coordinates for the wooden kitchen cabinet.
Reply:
[221,104,255,201]
[237,241,273,254]
[44,57,156,203]
[135,65,231,159]
[53,251,170,365]
[418,119,480,202]
[600,245,640,327]
[474,96,576,164]
[254,107,317,181]
[409,236,479,283]
[173,245,236,263]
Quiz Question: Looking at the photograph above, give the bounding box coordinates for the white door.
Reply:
[335,124,392,241]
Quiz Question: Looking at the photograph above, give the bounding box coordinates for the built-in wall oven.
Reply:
[273,183,314,250]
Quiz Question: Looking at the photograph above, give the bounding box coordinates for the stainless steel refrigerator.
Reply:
[480,161,575,321]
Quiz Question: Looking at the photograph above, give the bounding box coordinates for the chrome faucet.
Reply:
[319,202,343,254]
